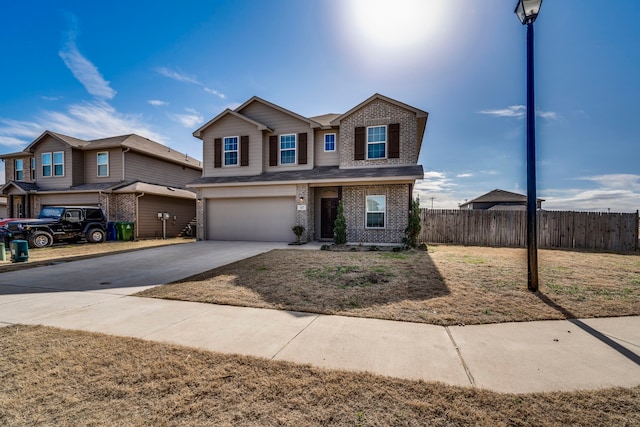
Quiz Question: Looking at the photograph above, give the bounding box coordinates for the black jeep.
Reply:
[6,206,107,248]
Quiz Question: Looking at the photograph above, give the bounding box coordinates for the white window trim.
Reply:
[324,133,336,152]
[53,151,64,177]
[223,136,239,167]
[14,159,23,181]
[365,195,386,229]
[279,134,297,165]
[42,152,52,178]
[366,125,387,160]
[97,152,109,177]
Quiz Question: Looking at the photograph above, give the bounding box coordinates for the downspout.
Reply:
[135,192,145,239]
[122,147,130,181]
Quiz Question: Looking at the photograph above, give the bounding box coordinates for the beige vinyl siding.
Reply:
[237,102,315,172]
[38,193,101,206]
[84,148,123,183]
[201,114,263,177]
[314,130,340,167]
[72,148,85,187]
[136,194,196,238]
[201,184,297,199]
[33,137,73,190]
[124,151,201,188]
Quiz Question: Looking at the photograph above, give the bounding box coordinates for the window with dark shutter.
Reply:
[354,126,365,160]
[240,135,249,166]
[298,133,307,165]
[214,138,222,168]
[269,135,278,166]
[388,123,400,158]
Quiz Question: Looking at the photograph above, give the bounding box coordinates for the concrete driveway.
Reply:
[0,241,288,295]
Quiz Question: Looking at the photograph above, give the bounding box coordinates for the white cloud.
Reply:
[156,67,201,85]
[148,99,169,107]
[59,14,116,100]
[204,87,226,99]
[41,96,63,101]
[156,67,226,99]
[456,173,473,178]
[542,174,640,212]
[169,108,203,128]
[478,105,558,120]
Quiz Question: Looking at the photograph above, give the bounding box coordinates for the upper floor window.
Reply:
[280,134,296,165]
[324,133,336,152]
[366,195,386,228]
[53,152,64,176]
[30,158,36,180]
[224,136,238,166]
[97,152,109,177]
[14,159,23,181]
[42,151,64,177]
[367,126,386,159]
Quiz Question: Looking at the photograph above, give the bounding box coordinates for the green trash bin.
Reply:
[10,240,28,263]
[116,222,134,241]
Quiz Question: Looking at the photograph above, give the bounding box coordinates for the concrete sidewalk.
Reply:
[0,241,638,393]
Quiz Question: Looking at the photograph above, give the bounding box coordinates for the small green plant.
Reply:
[292,224,305,244]
[320,244,331,251]
[333,200,347,245]
[367,245,379,251]
[402,196,422,248]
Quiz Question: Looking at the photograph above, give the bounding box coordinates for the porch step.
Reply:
[178,217,197,238]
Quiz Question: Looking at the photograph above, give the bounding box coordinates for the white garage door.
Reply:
[207,197,296,242]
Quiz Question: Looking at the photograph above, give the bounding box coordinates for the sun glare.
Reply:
[348,0,450,50]
[335,0,456,74]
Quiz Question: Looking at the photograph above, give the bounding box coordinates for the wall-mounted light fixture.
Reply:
[298,196,305,204]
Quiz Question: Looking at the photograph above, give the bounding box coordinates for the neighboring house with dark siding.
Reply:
[459,189,544,211]
[189,93,428,243]
[0,131,202,238]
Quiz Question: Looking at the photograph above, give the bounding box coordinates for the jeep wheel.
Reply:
[29,231,53,248]
[86,228,106,244]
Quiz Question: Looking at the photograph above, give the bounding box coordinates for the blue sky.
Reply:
[1,0,638,212]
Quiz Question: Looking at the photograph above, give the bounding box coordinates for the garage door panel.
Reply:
[207,197,295,242]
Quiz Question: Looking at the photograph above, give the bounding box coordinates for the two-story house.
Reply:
[0,131,202,239]
[189,93,428,243]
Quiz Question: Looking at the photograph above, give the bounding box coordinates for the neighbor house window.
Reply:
[97,152,109,177]
[366,195,386,228]
[31,158,36,180]
[42,152,52,177]
[223,136,238,166]
[280,134,296,165]
[324,133,336,152]
[367,125,386,159]
[53,151,64,176]
[14,159,23,181]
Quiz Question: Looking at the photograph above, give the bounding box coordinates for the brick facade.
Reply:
[295,184,314,243]
[342,184,410,243]
[339,99,418,167]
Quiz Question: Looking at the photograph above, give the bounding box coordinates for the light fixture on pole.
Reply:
[515,0,543,292]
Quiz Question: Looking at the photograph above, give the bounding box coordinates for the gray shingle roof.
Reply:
[189,165,424,186]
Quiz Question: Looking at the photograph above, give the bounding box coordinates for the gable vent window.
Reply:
[97,152,109,177]
[280,134,296,165]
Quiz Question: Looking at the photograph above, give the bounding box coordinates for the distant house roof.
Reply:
[3,131,201,170]
[189,165,424,187]
[460,189,544,208]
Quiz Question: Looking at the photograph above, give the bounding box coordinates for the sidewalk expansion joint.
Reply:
[270,314,321,360]
[445,326,476,388]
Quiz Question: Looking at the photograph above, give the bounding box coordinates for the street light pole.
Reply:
[515,0,543,292]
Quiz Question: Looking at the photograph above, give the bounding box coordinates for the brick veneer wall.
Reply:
[342,184,409,243]
[295,184,313,243]
[339,99,418,167]
[108,193,136,222]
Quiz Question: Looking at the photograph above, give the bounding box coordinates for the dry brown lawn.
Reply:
[139,245,640,325]
[1,325,638,426]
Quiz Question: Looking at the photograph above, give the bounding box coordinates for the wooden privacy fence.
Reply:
[419,209,639,252]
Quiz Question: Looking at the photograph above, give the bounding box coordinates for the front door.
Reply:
[320,198,339,239]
